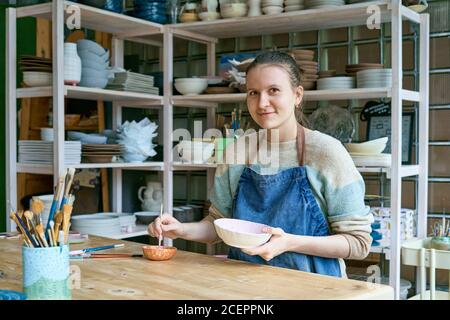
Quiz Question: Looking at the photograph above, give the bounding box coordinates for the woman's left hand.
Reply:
[241,227,291,261]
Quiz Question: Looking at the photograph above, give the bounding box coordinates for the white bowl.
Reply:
[174,79,208,95]
[262,0,284,6]
[198,11,221,21]
[262,5,284,14]
[345,137,388,154]
[23,72,52,87]
[214,218,272,249]
[220,3,248,18]
[176,141,215,164]
[40,128,53,141]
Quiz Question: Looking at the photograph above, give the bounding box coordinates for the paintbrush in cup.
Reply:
[45,170,66,238]
[31,198,45,226]
[62,204,73,244]
[49,221,57,247]
[23,211,44,247]
[54,211,63,235]
[59,168,75,210]
[10,211,37,248]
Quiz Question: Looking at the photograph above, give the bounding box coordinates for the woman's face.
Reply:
[246,64,303,131]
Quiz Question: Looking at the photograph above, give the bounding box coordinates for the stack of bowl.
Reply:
[345,63,383,76]
[23,72,52,87]
[174,78,208,95]
[220,2,248,18]
[305,0,345,9]
[290,49,318,90]
[317,76,355,90]
[130,0,167,24]
[284,0,304,12]
[262,0,284,15]
[356,69,392,88]
[77,39,110,89]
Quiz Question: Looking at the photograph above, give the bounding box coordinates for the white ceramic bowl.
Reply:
[176,141,215,163]
[40,128,54,141]
[220,3,248,18]
[262,0,284,6]
[214,218,272,249]
[174,78,208,95]
[345,137,388,154]
[23,72,52,87]
[262,5,284,14]
[198,11,221,21]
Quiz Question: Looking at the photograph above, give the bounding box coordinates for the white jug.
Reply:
[64,43,81,86]
[138,182,163,212]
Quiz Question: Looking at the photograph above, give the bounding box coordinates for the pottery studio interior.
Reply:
[0,0,449,301]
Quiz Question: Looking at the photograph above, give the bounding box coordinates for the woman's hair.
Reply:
[246,51,309,127]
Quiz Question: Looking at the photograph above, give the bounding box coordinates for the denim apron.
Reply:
[229,124,342,277]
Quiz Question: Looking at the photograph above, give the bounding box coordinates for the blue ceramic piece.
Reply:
[0,290,27,300]
[371,222,381,230]
[80,0,123,13]
[372,240,380,246]
[370,231,382,241]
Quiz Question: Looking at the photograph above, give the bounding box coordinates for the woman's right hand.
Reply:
[147,213,185,240]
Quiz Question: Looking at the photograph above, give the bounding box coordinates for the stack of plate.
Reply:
[106,71,159,95]
[345,63,383,76]
[20,55,53,87]
[284,0,305,12]
[305,0,345,9]
[316,76,355,90]
[71,213,121,237]
[82,144,123,163]
[290,49,317,90]
[357,69,392,88]
[18,141,81,165]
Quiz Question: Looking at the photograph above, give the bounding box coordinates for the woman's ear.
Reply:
[295,85,304,107]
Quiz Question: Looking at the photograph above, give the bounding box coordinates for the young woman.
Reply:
[148,51,373,277]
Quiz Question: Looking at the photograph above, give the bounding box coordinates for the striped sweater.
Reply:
[206,128,373,261]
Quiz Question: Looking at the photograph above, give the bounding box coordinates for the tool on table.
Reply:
[69,244,125,256]
[71,253,143,260]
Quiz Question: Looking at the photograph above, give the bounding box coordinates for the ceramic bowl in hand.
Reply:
[142,245,177,261]
[174,78,208,95]
[214,218,271,249]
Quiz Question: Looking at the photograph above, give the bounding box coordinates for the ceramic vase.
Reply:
[247,0,262,16]
[64,43,81,86]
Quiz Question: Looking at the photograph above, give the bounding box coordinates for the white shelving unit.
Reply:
[6,0,429,300]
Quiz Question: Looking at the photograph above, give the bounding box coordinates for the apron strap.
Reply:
[296,123,305,166]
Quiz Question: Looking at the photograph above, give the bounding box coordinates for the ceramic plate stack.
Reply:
[128,0,167,24]
[284,0,305,12]
[106,71,159,95]
[357,69,392,88]
[305,0,345,9]
[20,55,52,87]
[345,63,383,76]
[350,153,391,167]
[262,0,284,15]
[71,213,121,237]
[317,76,355,90]
[290,49,317,90]
[18,141,81,165]
[82,144,123,163]
[77,39,110,89]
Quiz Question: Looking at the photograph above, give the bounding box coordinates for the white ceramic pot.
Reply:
[247,0,262,16]
[64,43,81,86]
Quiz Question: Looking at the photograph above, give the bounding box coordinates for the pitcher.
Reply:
[138,182,163,212]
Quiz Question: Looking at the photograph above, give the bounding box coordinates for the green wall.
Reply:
[0,4,36,232]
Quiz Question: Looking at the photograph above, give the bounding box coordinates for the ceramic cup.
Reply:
[22,245,71,300]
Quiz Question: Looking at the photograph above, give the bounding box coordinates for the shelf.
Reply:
[168,1,391,39]
[109,224,149,240]
[17,161,165,174]
[172,162,217,171]
[17,86,163,104]
[16,1,163,42]
[172,88,402,105]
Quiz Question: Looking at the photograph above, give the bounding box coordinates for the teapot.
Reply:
[138,182,163,212]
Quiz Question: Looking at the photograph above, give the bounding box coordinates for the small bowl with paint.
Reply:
[142,245,177,261]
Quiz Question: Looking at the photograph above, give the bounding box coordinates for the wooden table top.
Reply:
[0,236,394,300]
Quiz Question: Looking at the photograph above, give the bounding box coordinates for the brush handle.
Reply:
[59,196,68,211]
[14,213,39,247]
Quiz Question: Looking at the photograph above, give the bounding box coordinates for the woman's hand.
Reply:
[147,213,186,240]
[241,227,292,261]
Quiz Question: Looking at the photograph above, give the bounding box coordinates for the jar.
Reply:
[63,43,81,86]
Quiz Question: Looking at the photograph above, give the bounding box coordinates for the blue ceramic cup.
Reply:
[22,245,71,300]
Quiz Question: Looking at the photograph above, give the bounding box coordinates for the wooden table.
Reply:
[0,236,394,300]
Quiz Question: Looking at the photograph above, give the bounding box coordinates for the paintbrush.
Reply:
[31,198,45,226]
[49,221,57,247]
[54,211,63,236]
[10,212,32,247]
[62,204,73,244]
[23,211,44,247]
[59,168,75,210]
[10,211,37,247]
[35,224,49,247]
[159,202,163,247]
[45,170,67,238]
